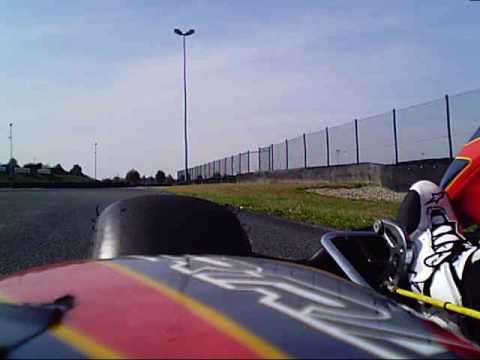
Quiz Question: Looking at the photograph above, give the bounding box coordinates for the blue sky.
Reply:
[0,0,479,178]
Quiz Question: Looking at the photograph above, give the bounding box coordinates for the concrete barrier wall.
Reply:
[381,158,451,192]
[236,158,451,192]
[238,163,384,185]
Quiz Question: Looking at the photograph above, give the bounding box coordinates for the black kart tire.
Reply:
[93,194,251,259]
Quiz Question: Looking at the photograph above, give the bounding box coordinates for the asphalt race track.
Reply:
[0,188,326,277]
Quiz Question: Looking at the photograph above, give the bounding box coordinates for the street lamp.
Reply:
[94,142,98,181]
[174,28,195,182]
[8,123,13,161]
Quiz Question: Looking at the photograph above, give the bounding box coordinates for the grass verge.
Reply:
[0,173,92,184]
[163,181,401,229]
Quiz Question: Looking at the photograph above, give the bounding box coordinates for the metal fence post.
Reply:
[303,133,307,168]
[354,119,360,164]
[231,155,234,175]
[326,127,330,167]
[445,94,453,160]
[270,144,274,171]
[247,150,250,173]
[258,147,261,172]
[238,153,242,174]
[285,139,289,170]
[393,108,399,164]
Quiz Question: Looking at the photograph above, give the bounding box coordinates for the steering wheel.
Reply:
[373,219,412,290]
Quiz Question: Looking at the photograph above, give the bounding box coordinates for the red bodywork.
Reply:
[443,134,480,225]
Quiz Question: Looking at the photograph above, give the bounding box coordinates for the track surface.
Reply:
[0,188,326,276]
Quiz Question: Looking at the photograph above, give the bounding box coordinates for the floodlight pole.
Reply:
[8,123,13,161]
[174,28,195,182]
[94,142,98,181]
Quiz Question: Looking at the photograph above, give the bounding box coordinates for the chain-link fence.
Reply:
[178,88,480,181]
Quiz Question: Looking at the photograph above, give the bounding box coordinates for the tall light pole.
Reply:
[94,142,98,181]
[8,123,13,161]
[174,28,195,182]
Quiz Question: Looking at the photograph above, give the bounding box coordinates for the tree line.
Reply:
[3,158,87,176]
[4,158,175,186]
[107,169,174,186]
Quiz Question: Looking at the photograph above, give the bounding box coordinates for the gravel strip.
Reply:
[306,186,406,202]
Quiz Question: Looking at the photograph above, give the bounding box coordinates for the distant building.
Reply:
[38,168,52,175]
[23,163,44,176]
[15,167,31,175]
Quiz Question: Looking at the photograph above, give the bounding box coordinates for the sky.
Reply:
[0,0,479,179]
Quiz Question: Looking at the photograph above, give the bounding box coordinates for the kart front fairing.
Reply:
[1,254,479,358]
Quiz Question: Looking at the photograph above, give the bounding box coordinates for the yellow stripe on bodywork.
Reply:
[49,325,123,359]
[105,262,290,359]
[0,292,123,359]
[444,156,472,192]
[394,287,480,320]
[463,136,480,148]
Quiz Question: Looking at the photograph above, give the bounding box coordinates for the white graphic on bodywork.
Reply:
[163,255,475,358]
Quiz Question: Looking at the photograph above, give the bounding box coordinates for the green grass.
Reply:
[163,181,400,229]
[0,172,92,184]
[53,174,92,183]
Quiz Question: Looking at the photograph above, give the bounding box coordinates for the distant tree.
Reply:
[23,162,43,170]
[7,158,18,167]
[155,170,166,184]
[70,164,84,176]
[126,169,141,185]
[113,176,122,183]
[52,164,68,175]
[140,175,154,185]
[165,174,175,185]
[6,158,18,176]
